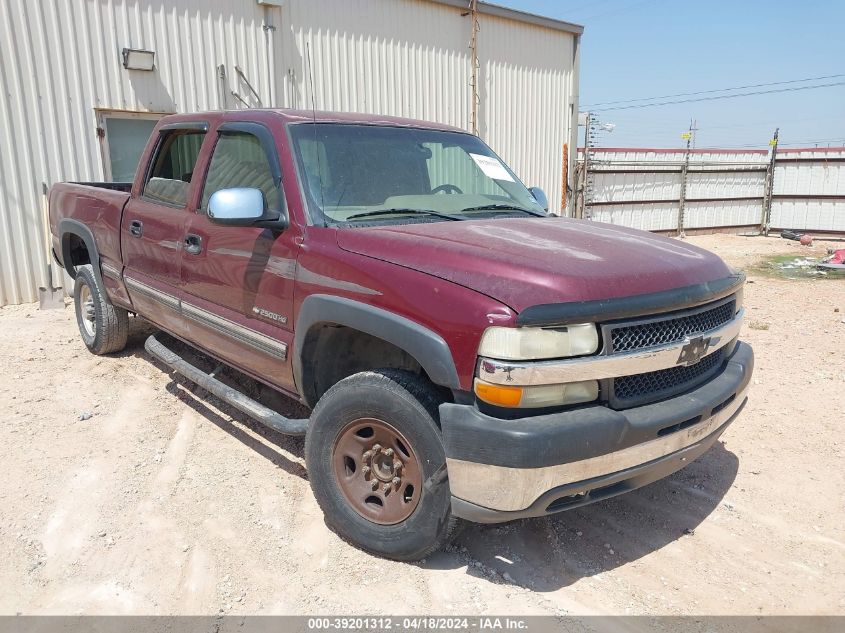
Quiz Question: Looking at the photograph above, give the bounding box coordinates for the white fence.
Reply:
[576,146,845,235]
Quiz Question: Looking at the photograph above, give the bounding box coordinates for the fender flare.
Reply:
[293,294,461,400]
[58,218,106,292]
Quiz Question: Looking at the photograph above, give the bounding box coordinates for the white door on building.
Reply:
[96,110,167,182]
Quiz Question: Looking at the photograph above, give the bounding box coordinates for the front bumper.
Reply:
[441,341,753,523]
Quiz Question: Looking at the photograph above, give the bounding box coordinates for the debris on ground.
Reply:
[756,254,844,279]
[817,248,845,273]
[779,257,822,271]
[780,229,814,246]
[827,249,845,264]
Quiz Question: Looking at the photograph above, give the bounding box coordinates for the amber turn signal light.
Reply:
[474,379,523,407]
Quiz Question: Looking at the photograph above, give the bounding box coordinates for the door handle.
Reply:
[184,234,203,255]
[129,220,143,237]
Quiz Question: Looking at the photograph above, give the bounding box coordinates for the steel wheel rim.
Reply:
[332,418,423,525]
[79,284,96,337]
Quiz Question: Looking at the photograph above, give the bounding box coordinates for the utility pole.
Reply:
[761,128,779,236]
[677,119,697,238]
[582,111,594,219]
[560,142,568,215]
[467,0,480,136]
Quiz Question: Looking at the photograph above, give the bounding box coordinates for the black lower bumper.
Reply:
[441,341,753,523]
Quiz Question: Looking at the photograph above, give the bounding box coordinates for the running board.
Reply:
[144,334,309,437]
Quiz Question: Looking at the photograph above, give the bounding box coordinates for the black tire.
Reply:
[73,264,129,355]
[305,369,461,561]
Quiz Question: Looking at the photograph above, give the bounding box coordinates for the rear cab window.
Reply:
[142,129,206,207]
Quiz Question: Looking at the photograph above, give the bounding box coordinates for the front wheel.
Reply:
[305,369,460,560]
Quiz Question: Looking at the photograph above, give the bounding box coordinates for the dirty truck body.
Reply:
[50,109,753,560]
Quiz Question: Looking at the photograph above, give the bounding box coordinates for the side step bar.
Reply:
[145,334,309,437]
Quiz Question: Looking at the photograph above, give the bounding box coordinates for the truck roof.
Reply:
[157,108,467,133]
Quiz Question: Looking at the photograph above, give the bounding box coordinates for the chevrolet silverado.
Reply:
[49,109,753,560]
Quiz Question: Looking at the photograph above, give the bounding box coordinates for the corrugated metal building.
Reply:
[0,0,583,306]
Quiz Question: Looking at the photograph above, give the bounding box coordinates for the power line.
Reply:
[564,0,616,15]
[779,138,845,147]
[563,0,610,14]
[602,114,845,135]
[582,73,845,108]
[697,137,845,150]
[679,114,844,132]
[588,81,845,112]
[577,0,661,22]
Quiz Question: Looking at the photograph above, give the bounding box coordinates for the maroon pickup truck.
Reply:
[49,109,753,560]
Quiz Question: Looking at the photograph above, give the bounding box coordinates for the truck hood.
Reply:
[336,217,733,313]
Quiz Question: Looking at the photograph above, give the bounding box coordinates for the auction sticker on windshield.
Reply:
[470,153,515,181]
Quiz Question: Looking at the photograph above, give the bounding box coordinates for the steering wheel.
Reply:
[431,183,463,195]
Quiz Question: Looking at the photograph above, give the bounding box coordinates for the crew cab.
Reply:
[49,109,753,560]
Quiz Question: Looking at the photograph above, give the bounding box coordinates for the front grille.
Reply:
[609,298,735,353]
[611,347,727,408]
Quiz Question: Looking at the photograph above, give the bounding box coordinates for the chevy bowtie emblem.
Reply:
[677,335,720,366]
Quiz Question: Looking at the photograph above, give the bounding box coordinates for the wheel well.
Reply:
[66,233,91,270]
[300,324,441,408]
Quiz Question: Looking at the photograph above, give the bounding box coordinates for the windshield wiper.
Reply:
[345,208,464,221]
[457,204,546,217]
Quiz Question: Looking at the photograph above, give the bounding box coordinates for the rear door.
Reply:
[121,122,207,336]
[180,121,302,394]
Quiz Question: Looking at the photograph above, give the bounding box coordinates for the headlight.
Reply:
[734,286,744,314]
[477,323,599,360]
[474,378,599,408]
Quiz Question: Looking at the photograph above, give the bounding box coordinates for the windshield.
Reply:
[288,123,545,225]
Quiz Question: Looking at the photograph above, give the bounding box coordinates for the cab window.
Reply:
[142,129,206,207]
[201,132,280,212]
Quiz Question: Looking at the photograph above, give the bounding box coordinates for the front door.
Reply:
[180,121,302,395]
[121,124,207,336]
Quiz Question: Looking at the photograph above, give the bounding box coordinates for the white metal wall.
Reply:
[282,0,577,210]
[771,148,845,232]
[583,149,768,232]
[0,0,275,306]
[580,147,845,234]
[0,0,580,306]
[479,13,576,214]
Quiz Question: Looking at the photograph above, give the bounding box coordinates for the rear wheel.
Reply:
[305,369,460,560]
[73,264,129,355]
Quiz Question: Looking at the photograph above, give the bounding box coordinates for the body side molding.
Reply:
[123,275,287,360]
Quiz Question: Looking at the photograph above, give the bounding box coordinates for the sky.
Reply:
[496,0,845,150]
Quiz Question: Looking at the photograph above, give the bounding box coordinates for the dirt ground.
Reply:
[1,234,843,616]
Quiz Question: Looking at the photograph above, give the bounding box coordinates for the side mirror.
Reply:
[528,186,549,212]
[208,187,286,228]
[208,188,265,225]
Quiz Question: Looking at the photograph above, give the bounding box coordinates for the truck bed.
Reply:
[68,181,133,193]
[48,182,131,274]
